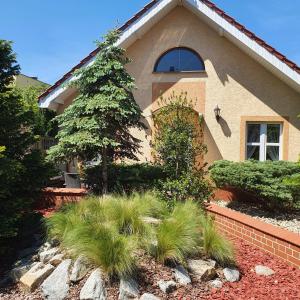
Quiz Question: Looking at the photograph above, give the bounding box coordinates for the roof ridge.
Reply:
[39,0,300,101]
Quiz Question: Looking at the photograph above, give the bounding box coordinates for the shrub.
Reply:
[199,215,234,265]
[210,160,300,209]
[84,163,165,194]
[157,172,213,209]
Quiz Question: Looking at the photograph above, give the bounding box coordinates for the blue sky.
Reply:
[1,0,299,84]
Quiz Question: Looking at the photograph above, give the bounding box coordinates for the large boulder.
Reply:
[70,255,90,283]
[119,278,139,300]
[223,268,240,282]
[187,259,217,281]
[157,280,176,294]
[20,262,54,292]
[174,265,191,285]
[39,247,60,263]
[80,269,106,300]
[255,265,275,276]
[41,259,72,300]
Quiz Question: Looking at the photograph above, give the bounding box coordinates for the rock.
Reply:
[187,259,217,281]
[70,255,90,282]
[119,278,139,299]
[157,280,176,294]
[223,268,240,282]
[142,217,161,225]
[174,265,191,285]
[209,279,223,289]
[38,242,52,254]
[9,262,31,283]
[20,262,54,292]
[255,265,275,276]
[139,293,160,300]
[41,259,72,300]
[39,247,60,263]
[80,269,106,300]
[49,253,65,267]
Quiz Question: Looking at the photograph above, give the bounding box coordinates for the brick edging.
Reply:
[207,203,300,268]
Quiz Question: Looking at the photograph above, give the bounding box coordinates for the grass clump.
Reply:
[46,192,235,277]
[200,215,235,265]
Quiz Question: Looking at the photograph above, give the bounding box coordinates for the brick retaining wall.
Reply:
[36,188,88,209]
[207,203,300,268]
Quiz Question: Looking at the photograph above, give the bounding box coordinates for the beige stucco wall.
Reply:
[125,6,300,164]
[59,6,300,165]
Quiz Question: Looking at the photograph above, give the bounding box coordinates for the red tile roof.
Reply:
[38,0,300,101]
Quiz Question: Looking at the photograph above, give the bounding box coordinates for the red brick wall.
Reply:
[36,188,88,209]
[207,203,300,268]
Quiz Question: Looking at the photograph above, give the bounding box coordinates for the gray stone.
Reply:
[157,280,176,294]
[20,262,54,292]
[70,255,90,282]
[41,259,72,300]
[174,265,191,285]
[141,217,161,225]
[9,260,34,283]
[187,259,217,281]
[119,278,139,299]
[49,254,65,267]
[209,279,223,289]
[255,265,275,276]
[139,293,160,300]
[80,269,106,300]
[223,268,240,282]
[38,242,52,254]
[39,247,60,263]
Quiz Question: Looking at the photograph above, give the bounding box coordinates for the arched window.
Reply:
[154,47,205,72]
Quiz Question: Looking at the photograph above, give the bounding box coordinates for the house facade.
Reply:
[38,0,300,166]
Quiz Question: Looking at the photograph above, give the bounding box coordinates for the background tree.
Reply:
[0,40,53,258]
[48,30,145,194]
[153,92,212,206]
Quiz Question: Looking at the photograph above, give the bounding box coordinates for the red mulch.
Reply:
[206,238,300,300]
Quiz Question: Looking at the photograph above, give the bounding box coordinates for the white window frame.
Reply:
[246,123,283,161]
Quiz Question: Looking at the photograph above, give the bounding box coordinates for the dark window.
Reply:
[154,47,205,72]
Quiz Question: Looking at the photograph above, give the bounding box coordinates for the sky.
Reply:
[1,0,300,85]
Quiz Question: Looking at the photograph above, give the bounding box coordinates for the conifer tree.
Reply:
[48,30,145,194]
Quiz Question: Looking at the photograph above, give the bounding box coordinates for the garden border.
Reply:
[207,203,300,268]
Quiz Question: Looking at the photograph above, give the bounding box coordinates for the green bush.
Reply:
[84,163,165,194]
[210,160,300,209]
[157,172,213,209]
[46,193,235,277]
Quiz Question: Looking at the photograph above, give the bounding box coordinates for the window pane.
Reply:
[247,146,260,160]
[267,124,280,143]
[155,49,180,72]
[179,49,205,71]
[155,48,205,72]
[247,124,260,143]
[266,146,279,161]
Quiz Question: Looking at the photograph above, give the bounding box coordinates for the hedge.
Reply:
[210,160,300,210]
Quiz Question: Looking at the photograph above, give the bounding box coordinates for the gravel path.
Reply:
[215,200,300,234]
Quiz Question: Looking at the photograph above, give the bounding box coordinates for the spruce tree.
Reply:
[48,30,145,194]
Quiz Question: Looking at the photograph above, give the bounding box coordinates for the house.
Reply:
[38,0,300,166]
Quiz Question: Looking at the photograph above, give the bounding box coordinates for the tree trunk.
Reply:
[102,147,108,195]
